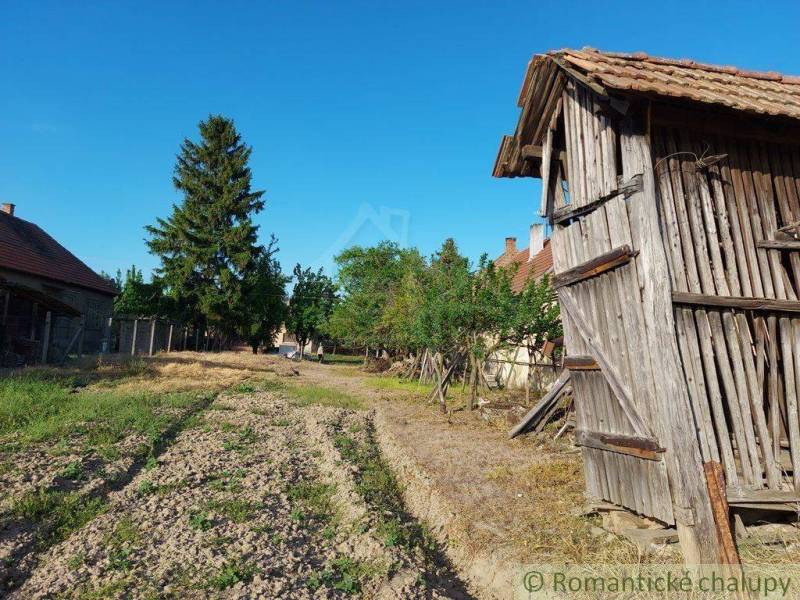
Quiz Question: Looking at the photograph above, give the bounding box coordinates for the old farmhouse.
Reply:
[495,48,800,564]
[0,203,116,365]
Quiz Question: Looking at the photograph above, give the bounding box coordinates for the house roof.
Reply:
[494,239,553,293]
[495,48,800,178]
[0,211,117,296]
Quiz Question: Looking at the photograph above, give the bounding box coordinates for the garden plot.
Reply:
[4,376,470,598]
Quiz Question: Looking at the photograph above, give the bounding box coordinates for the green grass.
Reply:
[10,488,107,548]
[0,372,203,447]
[286,383,365,411]
[205,498,261,523]
[205,559,259,590]
[307,557,370,594]
[188,509,214,531]
[333,428,437,559]
[323,355,365,365]
[287,481,337,526]
[362,376,432,395]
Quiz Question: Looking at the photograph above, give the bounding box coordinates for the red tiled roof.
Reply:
[0,211,117,296]
[554,48,800,120]
[494,239,553,293]
[495,48,800,178]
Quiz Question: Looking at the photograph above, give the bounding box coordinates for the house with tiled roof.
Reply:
[488,223,555,389]
[0,203,117,365]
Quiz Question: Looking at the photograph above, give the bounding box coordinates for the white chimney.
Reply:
[529,223,545,260]
[1,203,14,216]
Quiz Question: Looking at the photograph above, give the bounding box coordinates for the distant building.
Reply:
[0,203,117,365]
[489,223,555,389]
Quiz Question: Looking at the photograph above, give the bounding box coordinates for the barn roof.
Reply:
[494,48,800,178]
[0,211,118,296]
[494,239,553,293]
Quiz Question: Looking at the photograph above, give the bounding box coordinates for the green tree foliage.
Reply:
[507,272,562,400]
[323,236,561,409]
[145,115,265,337]
[240,239,289,354]
[286,265,337,357]
[113,266,167,317]
[326,242,423,352]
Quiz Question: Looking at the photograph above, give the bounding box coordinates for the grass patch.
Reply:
[323,355,365,365]
[284,383,365,411]
[363,376,432,395]
[333,427,437,559]
[208,469,245,493]
[307,557,371,594]
[59,460,85,481]
[205,559,259,590]
[188,509,214,531]
[205,498,261,524]
[11,488,107,548]
[0,372,203,447]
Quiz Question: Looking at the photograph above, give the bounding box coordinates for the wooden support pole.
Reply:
[30,302,38,340]
[41,310,51,363]
[102,317,112,354]
[77,314,85,357]
[194,329,199,352]
[131,319,138,356]
[621,113,724,565]
[167,324,174,353]
[148,319,156,357]
[2,290,9,326]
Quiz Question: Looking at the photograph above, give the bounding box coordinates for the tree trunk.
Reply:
[469,354,478,410]
[433,354,447,413]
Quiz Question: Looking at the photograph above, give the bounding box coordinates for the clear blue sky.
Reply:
[2,1,800,281]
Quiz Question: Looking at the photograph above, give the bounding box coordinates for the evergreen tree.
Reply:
[146,115,265,336]
[113,265,165,316]
[240,238,289,353]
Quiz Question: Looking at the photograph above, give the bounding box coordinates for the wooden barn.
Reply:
[494,48,800,563]
[0,203,117,365]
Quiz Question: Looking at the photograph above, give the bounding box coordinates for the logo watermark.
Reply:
[516,564,799,598]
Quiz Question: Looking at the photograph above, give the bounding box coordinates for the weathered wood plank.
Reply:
[552,245,637,289]
[564,355,599,371]
[575,429,664,461]
[672,292,800,314]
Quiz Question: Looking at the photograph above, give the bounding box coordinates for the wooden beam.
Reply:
[41,310,51,363]
[575,429,664,461]
[727,489,800,504]
[704,461,742,567]
[552,174,643,225]
[131,318,138,356]
[509,370,570,438]
[149,319,157,356]
[557,290,650,437]
[563,355,599,371]
[620,113,723,565]
[521,144,567,163]
[552,245,637,289]
[756,239,800,251]
[672,291,800,315]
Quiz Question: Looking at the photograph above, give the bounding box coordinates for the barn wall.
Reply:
[651,120,800,494]
[0,269,114,357]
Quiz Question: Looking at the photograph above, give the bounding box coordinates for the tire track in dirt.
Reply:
[9,389,475,599]
[0,394,215,593]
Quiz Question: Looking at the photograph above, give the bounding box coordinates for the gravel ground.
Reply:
[5,388,471,599]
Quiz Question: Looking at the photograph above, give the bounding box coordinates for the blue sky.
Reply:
[2,1,800,281]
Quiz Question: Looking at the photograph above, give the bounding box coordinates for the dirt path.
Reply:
[8,384,472,599]
[295,361,646,599]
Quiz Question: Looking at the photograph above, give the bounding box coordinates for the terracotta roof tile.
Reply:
[494,240,553,293]
[0,212,117,296]
[554,48,800,120]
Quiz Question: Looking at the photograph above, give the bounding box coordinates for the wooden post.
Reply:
[194,329,199,352]
[77,315,85,357]
[131,319,138,356]
[30,302,38,339]
[148,319,156,356]
[2,290,9,326]
[41,310,51,363]
[167,324,174,352]
[183,327,188,351]
[620,112,725,565]
[101,316,112,354]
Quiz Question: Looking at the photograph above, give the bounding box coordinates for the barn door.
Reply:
[551,202,676,524]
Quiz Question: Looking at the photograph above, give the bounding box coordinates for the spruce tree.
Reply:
[146,115,265,336]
